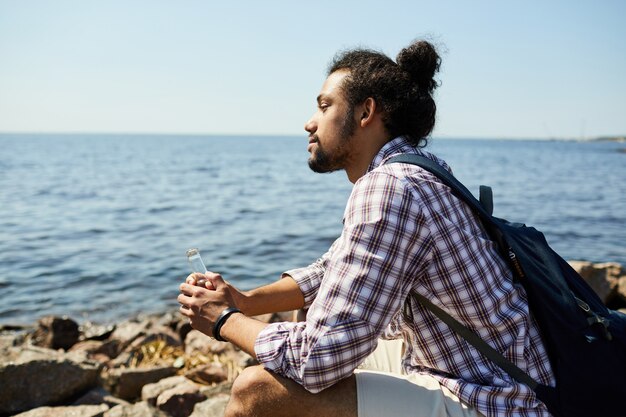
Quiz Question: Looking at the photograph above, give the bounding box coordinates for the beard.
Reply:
[308,107,357,173]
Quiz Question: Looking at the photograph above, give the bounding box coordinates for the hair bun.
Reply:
[396,40,441,94]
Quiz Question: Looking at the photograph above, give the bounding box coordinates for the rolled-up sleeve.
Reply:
[283,239,339,309]
[254,171,433,393]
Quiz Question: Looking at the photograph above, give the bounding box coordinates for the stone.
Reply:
[31,315,80,350]
[0,323,33,332]
[107,350,133,368]
[70,340,118,363]
[617,276,626,304]
[80,322,116,341]
[567,261,621,303]
[128,326,181,351]
[149,311,181,331]
[72,386,130,408]
[222,347,255,369]
[0,331,27,351]
[155,383,207,417]
[184,330,230,355]
[104,401,169,417]
[198,380,233,397]
[13,404,109,417]
[141,375,190,406]
[108,325,181,368]
[103,365,178,401]
[176,319,193,343]
[108,319,151,355]
[253,311,295,323]
[185,363,228,385]
[189,395,230,417]
[0,346,100,415]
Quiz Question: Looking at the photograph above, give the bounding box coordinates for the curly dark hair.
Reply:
[328,40,441,147]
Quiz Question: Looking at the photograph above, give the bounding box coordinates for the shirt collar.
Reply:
[366,136,423,173]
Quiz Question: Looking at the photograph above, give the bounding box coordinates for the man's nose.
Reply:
[304,116,316,134]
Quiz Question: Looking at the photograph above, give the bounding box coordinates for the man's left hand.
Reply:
[178,272,237,338]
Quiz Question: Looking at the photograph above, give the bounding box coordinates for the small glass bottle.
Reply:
[186,248,208,287]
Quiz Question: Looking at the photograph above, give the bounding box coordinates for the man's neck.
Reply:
[344,134,391,183]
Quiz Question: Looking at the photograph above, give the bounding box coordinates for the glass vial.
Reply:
[186,248,210,288]
[186,248,208,273]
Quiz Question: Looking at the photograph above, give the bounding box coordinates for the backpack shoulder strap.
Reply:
[410,289,539,389]
[385,154,493,221]
[479,185,494,215]
[386,154,508,252]
[386,153,540,390]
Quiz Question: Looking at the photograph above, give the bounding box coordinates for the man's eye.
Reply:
[319,104,329,112]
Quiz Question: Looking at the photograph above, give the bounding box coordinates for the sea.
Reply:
[0,134,624,326]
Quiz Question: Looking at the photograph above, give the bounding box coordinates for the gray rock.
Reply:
[568,261,622,303]
[0,329,28,351]
[107,325,181,368]
[189,395,230,417]
[252,311,295,323]
[185,363,228,385]
[70,340,118,364]
[155,383,207,417]
[0,323,33,332]
[103,366,177,401]
[32,315,80,350]
[126,326,181,353]
[617,276,626,304]
[176,319,193,343]
[147,311,181,331]
[13,404,109,417]
[104,401,169,417]
[198,381,232,397]
[108,320,151,356]
[72,386,130,408]
[141,375,190,405]
[0,346,100,415]
[80,322,116,341]
[184,330,230,355]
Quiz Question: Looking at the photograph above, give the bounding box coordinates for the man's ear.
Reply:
[358,97,377,128]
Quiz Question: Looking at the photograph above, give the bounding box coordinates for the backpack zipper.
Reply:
[575,296,613,341]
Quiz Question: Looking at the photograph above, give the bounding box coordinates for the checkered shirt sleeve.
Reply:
[254,137,555,417]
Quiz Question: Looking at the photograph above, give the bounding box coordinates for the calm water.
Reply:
[0,134,624,325]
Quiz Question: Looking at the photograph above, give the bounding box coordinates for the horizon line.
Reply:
[0,131,623,142]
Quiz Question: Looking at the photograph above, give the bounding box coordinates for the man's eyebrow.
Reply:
[316,94,330,104]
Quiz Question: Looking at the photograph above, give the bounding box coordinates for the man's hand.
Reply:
[185,272,216,289]
[178,272,240,337]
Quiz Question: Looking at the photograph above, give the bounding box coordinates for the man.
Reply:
[178,40,555,417]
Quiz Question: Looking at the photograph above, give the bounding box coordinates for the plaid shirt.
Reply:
[255,137,555,417]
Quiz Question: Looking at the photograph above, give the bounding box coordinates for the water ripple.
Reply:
[0,134,624,325]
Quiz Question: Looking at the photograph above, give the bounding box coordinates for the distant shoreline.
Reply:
[589,135,626,143]
[1,132,625,142]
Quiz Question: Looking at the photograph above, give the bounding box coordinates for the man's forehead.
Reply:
[317,70,350,101]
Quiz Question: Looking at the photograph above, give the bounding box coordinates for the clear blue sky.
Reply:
[1,0,624,139]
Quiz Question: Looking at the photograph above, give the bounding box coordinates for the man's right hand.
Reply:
[184,272,305,317]
[186,272,216,290]
[185,272,251,314]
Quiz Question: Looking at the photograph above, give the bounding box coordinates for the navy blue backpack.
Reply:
[387,154,626,417]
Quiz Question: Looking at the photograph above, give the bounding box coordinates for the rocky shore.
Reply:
[1,261,625,417]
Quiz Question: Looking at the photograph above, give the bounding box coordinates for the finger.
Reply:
[177,293,193,306]
[179,305,192,317]
[205,272,226,289]
[204,280,215,290]
[179,283,196,294]
[187,273,210,285]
